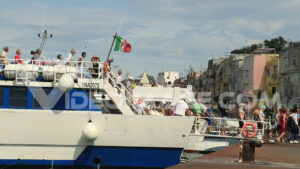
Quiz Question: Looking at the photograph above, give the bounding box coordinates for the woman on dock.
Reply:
[277,109,287,143]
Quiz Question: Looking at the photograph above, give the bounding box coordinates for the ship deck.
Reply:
[170,143,300,169]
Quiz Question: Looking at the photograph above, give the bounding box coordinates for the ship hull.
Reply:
[0,109,194,168]
[0,146,182,168]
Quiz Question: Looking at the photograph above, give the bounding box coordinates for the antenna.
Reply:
[117,17,125,34]
[38,29,53,52]
[42,5,45,31]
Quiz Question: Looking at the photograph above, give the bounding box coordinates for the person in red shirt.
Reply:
[277,109,287,143]
[14,49,22,64]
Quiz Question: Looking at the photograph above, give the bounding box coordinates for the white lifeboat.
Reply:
[41,65,77,81]
[4,64,39,80]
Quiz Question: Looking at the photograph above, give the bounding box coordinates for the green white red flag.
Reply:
[114,35,131,52]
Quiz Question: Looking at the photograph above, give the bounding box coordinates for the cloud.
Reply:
[284,0,300,7]
[0,0,300,78]
[127,18,192,39]
[225,18,285,35]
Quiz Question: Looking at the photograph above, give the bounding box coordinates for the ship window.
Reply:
[33,88,52,108]
[9,87,27,108]
[0,88,3,107]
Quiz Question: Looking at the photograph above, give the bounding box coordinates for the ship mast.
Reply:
[38,29,53,52]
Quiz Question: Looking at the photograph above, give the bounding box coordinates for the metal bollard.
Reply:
[239,139,262,163]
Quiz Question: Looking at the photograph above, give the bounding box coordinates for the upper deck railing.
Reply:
[0,58,140,115]
[0,58,104,82]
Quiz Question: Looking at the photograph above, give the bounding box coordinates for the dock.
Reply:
[170,143,300,169]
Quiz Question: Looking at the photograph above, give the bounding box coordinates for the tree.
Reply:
[263,36,287,53]
[231,36,287,54]
[146,75,156,84]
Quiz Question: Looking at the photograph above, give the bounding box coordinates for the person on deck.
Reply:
[220,100,231,118]
[136,97,147,115]
[193,98,207,132]
[1,46,9,65]
[55,54,62,65]
[32,49,41,65]
[125,76,135,108]
[107,57,114,67]
[174,98,192,116]
[66,48,76,66]
[115,69,122,94]
[14,49,22,64]
[258,105,266,129]
[219,101,232,135]
[158,101,166,116]
[90,55,100,78]
[126,76,134,97]
[104,57,114,76]
[193,98,207,117]
[115,69,122,87]
[77,52,88,78]
[166,104,174,116]
[238,103,246,128]
[77,52,87,68]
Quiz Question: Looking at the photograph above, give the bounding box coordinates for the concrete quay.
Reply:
[170,143,300,169]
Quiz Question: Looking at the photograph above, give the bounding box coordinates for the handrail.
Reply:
[105,70,140,115]
[0,58,104,69]
[0,58,105,80]
[193,116,269,140]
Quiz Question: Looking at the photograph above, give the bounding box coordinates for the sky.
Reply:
[1,0,300,78]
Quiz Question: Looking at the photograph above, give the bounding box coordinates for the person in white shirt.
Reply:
[32,49,41,65]
[67,48,76,66]
[174,98,191,116]
[115,69,122,89]
[258,105,266,129]
[0,46,9,64]
[55,54,62,65]
[136,97,147,115]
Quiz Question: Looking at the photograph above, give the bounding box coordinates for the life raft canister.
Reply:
[242,122,258,138]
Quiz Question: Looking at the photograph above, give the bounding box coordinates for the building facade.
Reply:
[157,71,179,87]
[264,55,279,100]
[279,43,300,108]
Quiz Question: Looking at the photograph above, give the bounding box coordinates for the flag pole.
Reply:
[106,18,125,61]
[106,32,117,61]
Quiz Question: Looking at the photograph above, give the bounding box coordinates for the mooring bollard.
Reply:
[239,139,262,163]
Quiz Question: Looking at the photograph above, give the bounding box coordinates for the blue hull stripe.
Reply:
[0,146,182,168]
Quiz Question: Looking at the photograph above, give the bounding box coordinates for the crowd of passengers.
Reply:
[132,93,300,143]
[0,46,116,78]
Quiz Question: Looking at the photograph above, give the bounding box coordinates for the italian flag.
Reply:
[114,35,131,52]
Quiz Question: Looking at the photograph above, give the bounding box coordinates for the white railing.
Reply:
[105,70,140,115]
[0,58,105,82]
[193,116,271,140]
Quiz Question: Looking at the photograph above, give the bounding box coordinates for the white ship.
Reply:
[0,58,202,169]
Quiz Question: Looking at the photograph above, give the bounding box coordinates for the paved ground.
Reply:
[170,143,300,169]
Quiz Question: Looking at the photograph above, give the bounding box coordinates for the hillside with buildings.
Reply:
[174,38,299,111]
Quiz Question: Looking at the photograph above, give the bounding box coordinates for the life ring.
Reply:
[242,122,258,138]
